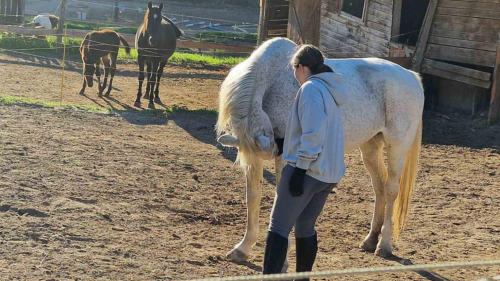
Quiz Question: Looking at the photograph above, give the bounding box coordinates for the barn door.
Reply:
[288,0,321,46]
[258,0,290,45]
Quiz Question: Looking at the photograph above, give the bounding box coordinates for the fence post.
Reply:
[18,0,24,24]
[59,23,67,105]
[56,0,67,54]
[488,32,500,125]
[114,0,118,22]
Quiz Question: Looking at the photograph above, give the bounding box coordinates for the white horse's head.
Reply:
[216,38,297,166]
[218,107,278,161]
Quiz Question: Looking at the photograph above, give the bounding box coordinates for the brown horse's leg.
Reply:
[105,53,118,96]
[100,56,110,95]
[148,61,159,109]
[144,61,152,100]
[135,56,145,106]
[95,60,102,96]
[79,77,86,95]
[154,61,167,104]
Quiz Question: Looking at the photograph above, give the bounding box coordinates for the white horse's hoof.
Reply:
[375,247,393,258]
[359,239,377,253]
[226,248,249,262]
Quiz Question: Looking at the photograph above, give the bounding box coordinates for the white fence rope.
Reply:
[184,260,500,281]
[476,276,500,281]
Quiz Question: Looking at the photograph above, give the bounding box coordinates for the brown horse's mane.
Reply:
[141,9,149,34]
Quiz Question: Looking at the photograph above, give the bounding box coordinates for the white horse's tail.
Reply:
[393,119,422,239]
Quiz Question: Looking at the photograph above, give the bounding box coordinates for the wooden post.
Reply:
[9,0,17,23]
[114,0,118,22]
[257,0,269,45]
[411,0,439,73]
[0,0,5,24]
[391,0,402,42]
[5,0,11,23]
[17,0,24,24]
[488,33,500,125]
[56,0,67,53]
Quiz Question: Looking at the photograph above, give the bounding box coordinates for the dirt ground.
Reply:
[0,53,499,281]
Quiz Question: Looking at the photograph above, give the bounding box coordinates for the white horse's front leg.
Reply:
[227,158,264,262]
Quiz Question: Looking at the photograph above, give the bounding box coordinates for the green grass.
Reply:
[0,33,246,66]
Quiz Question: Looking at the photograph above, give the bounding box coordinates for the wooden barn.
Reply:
[258,0,500,124]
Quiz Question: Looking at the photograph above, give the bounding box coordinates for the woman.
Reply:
[263,45,348,278]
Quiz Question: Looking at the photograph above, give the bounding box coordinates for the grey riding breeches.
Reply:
[269,164,337,238]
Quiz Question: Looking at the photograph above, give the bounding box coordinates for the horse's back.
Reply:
[325,58,424,149]
[83,30,121,59]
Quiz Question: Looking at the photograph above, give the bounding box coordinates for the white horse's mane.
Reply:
[216,38,292,166]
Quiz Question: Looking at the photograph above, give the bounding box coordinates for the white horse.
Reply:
[216,38,424,261]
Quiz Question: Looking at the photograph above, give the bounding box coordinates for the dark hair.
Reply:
[291,45,333,75]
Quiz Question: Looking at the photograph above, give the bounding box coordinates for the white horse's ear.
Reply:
[218,134,238,147]
[256,135,271,152]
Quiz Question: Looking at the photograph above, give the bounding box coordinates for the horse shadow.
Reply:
[383,253,452,281]
[156,108,276,185]
[0,54,83,75]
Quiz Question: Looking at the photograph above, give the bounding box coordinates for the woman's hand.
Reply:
[289,167,307,196]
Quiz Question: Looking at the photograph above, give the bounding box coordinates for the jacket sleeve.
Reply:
[295,99,328,170]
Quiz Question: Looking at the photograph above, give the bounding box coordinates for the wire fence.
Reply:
[183,260,500,281]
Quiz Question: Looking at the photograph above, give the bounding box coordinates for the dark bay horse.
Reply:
[134,1,183,109]
[79,30,131,96]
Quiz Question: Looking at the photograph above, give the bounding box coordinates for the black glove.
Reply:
[275,138,284,156]
[289,167,307,197]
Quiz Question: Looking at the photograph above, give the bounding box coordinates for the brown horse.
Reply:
[79,29,131,96]
[134,1,183,109]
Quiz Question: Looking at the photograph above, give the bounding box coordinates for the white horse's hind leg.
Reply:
[227,158,263,262]
[375,143,408,257]
[359,134,388,252]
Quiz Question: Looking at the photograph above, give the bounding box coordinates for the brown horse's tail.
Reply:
[162,15,184,38]
[118,34,131,55]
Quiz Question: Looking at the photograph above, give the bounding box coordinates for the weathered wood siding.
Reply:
[426,0,500,67]
[320,0,393,58]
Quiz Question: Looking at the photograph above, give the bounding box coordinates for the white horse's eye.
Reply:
[153,14,158,19]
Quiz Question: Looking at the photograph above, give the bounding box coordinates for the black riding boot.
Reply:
[295,233,318,281]
[263,231,288,274]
